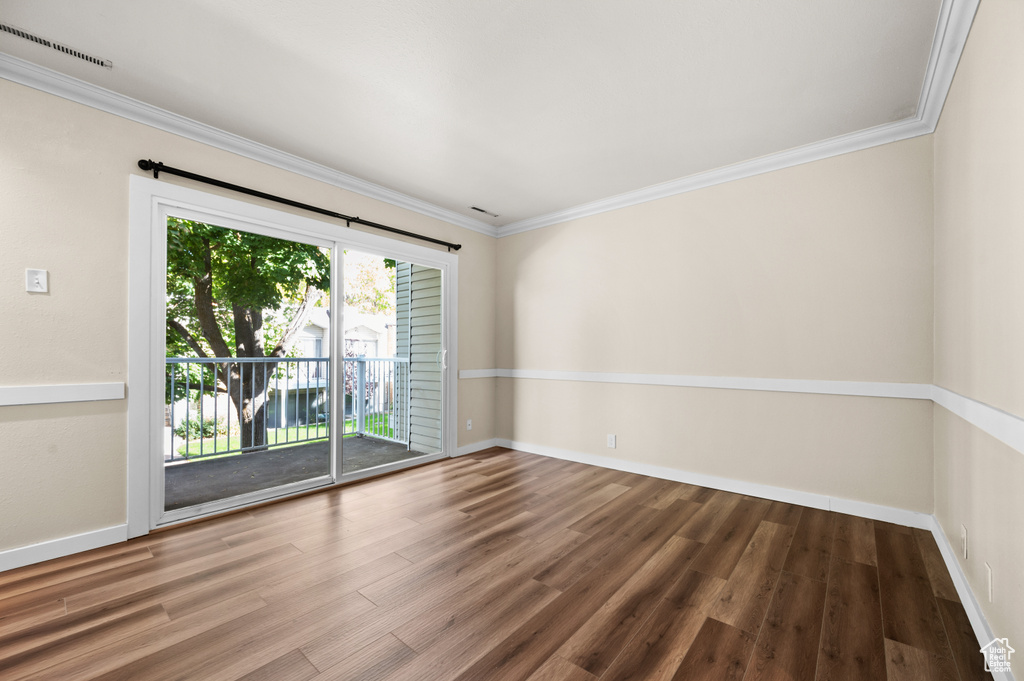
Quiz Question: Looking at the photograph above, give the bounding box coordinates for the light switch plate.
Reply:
[26,269,48,293]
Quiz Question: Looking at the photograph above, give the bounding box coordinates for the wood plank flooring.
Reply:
[0,448,992,681]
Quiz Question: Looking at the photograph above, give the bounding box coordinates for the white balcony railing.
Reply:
[165,356,408,462]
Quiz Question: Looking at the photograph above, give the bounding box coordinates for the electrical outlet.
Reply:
[466,419,472,431]
[606,434,616,449]
[961,524,968,560]
[986,563,993,602]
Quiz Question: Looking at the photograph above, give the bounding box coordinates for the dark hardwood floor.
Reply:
[0,448,992,680]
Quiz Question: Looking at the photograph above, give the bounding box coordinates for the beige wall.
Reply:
[0,79,497,553]
[933,0,1024,652]
[4,8,1023,658]
[497,137,934,382]
[0,403,126,550]
[934,408,1024,652]
[934,0,1024,418]
[501,379,934,512]
[495,136,936,512]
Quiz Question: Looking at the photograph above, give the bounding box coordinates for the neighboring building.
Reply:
[396,262,442,454]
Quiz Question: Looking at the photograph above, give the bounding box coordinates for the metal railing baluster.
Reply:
[184,364,190,458]
[164,356,405,461]
[227,365,232,452]
[169,363,176,461]
[238,364,243,454]
[199,366,204,459]
[263,360,268,449]
[212,363,218,456]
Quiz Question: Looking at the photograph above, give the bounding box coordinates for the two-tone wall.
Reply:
[1,0,1021,659]
[0,78,497,554]
[490,0,1023,651]
[932,0,1024,653]
[495,136,936,512]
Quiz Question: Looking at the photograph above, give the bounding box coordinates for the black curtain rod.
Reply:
[137,159,462,251]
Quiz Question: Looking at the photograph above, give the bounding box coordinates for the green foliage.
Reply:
[167,217,328,310]
[165,217,330,359]
[343,251,396,315]
[173,415,222,440]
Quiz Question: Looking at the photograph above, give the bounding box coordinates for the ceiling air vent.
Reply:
[0,22,112,68]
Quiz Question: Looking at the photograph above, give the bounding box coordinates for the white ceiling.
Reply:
[0,0,944,228]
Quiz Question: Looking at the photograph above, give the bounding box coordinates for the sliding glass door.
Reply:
[161,214,336,520]
[134,180,457,530]
[340,251,445,475]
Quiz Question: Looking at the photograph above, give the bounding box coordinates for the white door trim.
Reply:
[127,175,459,537]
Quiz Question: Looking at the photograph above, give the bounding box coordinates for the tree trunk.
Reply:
[176,236,328,456]
[193,238,233,358]
[227,305,268,450]
[225,361,269,451]
[213,287,324,452]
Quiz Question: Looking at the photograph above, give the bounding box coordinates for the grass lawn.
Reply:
[175,414,393,459]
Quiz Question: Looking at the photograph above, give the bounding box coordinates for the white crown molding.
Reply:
[498,0,980,237]
[0,0,979,242]
[916,0,981,131]
[497,117,931,237]
[0,382,124,407]
[0,52,498,239]
[0,0,979,241]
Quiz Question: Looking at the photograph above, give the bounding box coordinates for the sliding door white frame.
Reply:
[127,176,458,538]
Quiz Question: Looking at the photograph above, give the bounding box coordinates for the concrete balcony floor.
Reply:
[164,436,428,511]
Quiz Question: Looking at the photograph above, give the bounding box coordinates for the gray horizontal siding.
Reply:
[405,263,442,454]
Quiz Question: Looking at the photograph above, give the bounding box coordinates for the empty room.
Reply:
[0,1,1021,679]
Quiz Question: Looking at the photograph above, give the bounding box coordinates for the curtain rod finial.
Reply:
[137,159,160,178]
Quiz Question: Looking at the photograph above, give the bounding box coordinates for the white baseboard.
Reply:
[0,524,128,573]
[0,443,1011,680]
[497,437,1013,679]
[928,516,1016,681]
[496,438,932,528]
[455,438,500,457]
